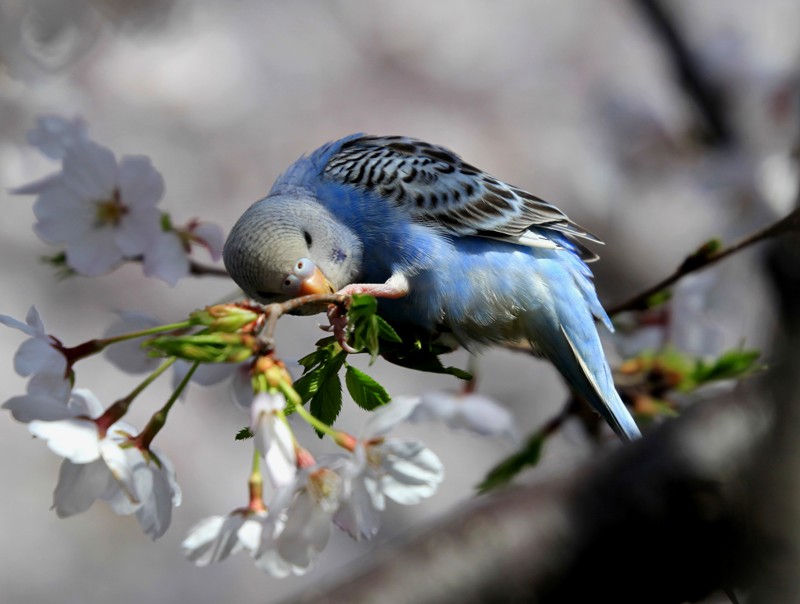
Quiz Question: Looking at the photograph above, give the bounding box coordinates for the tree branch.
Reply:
[188,260,230,277]
[629,0,735,147]
[607,208,800,316]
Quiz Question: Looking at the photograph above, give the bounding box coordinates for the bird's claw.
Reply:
[321,304,359,353]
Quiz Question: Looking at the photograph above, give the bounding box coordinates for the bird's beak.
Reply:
[298,266,335,296]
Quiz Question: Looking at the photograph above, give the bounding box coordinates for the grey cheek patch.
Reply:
[331,249,347,263]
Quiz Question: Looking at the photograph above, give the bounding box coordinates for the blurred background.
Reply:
[0,1,797,602]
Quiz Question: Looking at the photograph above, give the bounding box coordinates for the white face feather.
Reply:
[223,194,363,303]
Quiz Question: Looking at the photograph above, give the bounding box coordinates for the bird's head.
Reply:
[223,194,363,305]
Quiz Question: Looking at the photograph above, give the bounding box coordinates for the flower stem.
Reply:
[60,321,192,367]
[249,447,266,513]
[95,358,177,436]
[134,360,198,450]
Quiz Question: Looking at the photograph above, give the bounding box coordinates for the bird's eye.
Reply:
[281,274,300,293]
[303,231,313,247]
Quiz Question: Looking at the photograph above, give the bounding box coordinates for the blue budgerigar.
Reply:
[223,135,641,442]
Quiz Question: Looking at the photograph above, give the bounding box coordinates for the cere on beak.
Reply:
[280,258,335,297]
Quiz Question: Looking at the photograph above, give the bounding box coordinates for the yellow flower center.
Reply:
[95,189,127,227]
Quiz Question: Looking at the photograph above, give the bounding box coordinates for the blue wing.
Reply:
[321,135,601,261]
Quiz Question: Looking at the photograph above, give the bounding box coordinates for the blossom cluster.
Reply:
[13,115,224,285]
[1,114,521,577]
[0,301,517,575]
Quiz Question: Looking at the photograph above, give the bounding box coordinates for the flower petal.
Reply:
[182,514,246,565]
[53,459,115,518]
[142,232,189,286]
[364,396,422,438]
[28,418,102,463]
[3,393,73,423]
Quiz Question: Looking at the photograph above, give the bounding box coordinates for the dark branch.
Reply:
[630,0,735,147]
[607,208,800,316]
[188,260,230,277]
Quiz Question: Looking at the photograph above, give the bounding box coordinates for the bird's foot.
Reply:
[321,304,359,353]
[336,273,409,299]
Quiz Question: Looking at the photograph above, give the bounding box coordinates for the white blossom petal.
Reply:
[28,418,102,463]
[143,232,189,286]
[27,115,89,160]
[10,172,63,195]
[53,459,115,518]
[377,439,444,505]
[103,311,162,374]
[69,388,106,417]
[364,395,423,438]
[61,141,117,200]
[65,226,123,276]
[191,222,225,261]
[182,514,247,565]
[3,393,73,423]
[117,155,164,209]
[14,336,66,377]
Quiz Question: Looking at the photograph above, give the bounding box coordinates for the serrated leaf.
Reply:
[478,432,546,493]
[235,427,254,441]
[382,347,472,380]
[375,315,402,343]
[310,368,343,436]
[345,364,390,410]
[293,369,321,402]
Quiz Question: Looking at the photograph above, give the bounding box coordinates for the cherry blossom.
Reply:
[406,390,516,438]
[182,510,270,566]
[142,220,226,286]
[250,392,297,488]
[273,466,342,570]
[26,115,89,160]
[0,305,68,380]
[103,311,251,401]
[15,140,164,277]
[331,397,444,540]
[26,388,181,539]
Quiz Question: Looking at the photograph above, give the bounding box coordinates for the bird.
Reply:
[223,134,641,442]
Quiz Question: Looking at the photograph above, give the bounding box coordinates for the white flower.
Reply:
[250,392,297,488]
[103,310,163,374]
[188,221,225,262]
[103,311,251,400]
[17,140,164,276]
[26,115,89,160]
[407,391,516,439]
[331,398,445,540]
[273,467,342,570]
[0,305,68,379]
[182,510,268,566]
[142,220,225,286]
[27,388,180,539]
[143,231,190,286]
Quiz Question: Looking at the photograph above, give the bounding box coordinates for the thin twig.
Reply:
[188,260,230,277]
[608,208,800,316]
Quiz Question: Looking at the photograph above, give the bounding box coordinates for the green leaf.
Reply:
[375,315,402,343]
[235,427,254,441]
[644,289,672,309]
[690,348,762,387]
[309,355,346,435]
[345,364,390,410]
[478,431,547,493]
